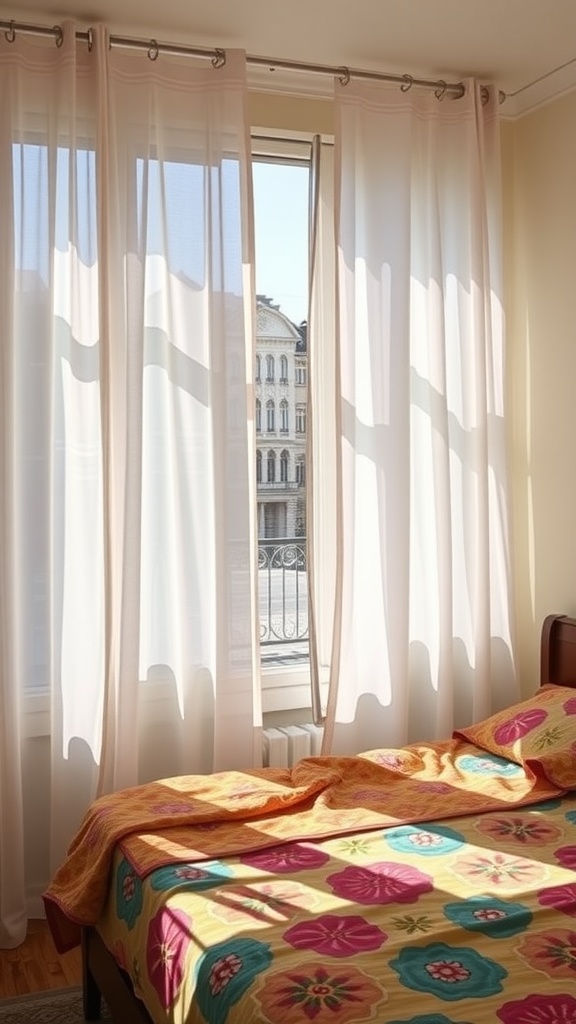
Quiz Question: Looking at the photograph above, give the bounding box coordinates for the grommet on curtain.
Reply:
[148,38,159,61]
[338,67,350,86]
[54,25,63,47]
[480,85,490,105]
[211,48,226,69]
[434,80,447,100]
[4,20,15,42]
[86,27,93,52]
[400,74,413,92]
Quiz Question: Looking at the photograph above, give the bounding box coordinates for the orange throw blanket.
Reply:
[43,739,563,952]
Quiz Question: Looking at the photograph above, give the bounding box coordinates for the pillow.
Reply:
[454,684,576,789]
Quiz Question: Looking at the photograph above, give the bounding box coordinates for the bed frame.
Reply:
[81,612,576,1024]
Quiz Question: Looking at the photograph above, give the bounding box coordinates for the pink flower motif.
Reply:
[452,852,545,888]
[556,847,576,870]
[425,958,471,983]
[122,873,136,901]
[374,753,405,769]
[256,961,385,1024]
[240,843,330,873]
[497,992,576,1023]
[474,908,506,922]
[563,696,576,715]
[210,882,314,925]
[538,883,576,917]
[175,866,211,881]
[146,907,191,1009]
[209,952,242,995]
[517,928,576,979]
[493,707,547,745]
[152,801,197,815]
[284,915,387,958]
[352,788,389,802]
[476,815,562,846]
[327,862,433,905]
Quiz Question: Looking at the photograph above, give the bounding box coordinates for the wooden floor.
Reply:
[0,918,82,998]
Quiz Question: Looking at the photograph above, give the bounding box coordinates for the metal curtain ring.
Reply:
[148,38,159,61]
[211,48,226,69]
[435,80,447,100]
[400,74,413,92]
[54,25,63,47]
[338,66,350,86]
[5,20,15,42]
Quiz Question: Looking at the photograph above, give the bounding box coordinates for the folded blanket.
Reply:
[43,738,563,952]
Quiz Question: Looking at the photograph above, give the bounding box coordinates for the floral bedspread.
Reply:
[43,737,563,953]
[93,750,576,1024]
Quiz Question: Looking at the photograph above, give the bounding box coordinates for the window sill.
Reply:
[22,665,321,738]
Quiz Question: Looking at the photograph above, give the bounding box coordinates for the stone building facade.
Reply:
[255,297,307,538]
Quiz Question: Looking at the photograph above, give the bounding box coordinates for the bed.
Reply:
[43,612,576,1024]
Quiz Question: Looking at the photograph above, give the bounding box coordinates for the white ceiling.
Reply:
[3,0,576,114]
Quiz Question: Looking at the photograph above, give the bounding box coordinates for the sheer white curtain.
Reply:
[0,24,260,948]
[316,79,519,755]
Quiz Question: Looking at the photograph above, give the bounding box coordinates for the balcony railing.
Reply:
[258,536,308,663]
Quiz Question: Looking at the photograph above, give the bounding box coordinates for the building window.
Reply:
[280,399,289,433]
[255,354,261,382]
[266,354,275,382]
[295,363,306,385]
[266,399,275,432]
[280,355,288,382]
[280,449,289,482]
[296,405,306,433]
[255,398,261,433]
[256,449,262,483]
[267,449,276,483]
[295,457,305,485]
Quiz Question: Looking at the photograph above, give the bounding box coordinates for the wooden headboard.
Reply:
[541,614,576,688]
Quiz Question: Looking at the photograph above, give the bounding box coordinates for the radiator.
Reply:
[262,723,324,767]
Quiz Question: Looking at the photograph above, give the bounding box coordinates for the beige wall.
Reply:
[503,92,576,695]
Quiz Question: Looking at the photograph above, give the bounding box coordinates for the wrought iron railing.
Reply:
[258,537,308,655]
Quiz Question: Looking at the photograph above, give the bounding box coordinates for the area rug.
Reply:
[0,986,111,1022]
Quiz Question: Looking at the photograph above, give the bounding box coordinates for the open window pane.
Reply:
[252,151,310,667]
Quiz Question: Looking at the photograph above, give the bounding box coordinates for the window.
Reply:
[252,140,311,677]
[256,449,262,483]
[256,354,261,381]
[255,398,261,433]
[296,405,306,433]
[295,363,306,385]
[295,457,305,485]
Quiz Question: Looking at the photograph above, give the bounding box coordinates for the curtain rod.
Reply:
[0,18,466,99]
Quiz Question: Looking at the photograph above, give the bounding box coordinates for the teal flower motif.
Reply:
[195,937,273,1024]
[149,860,234,892]
[384,824,464,857]
[531,798,563,812]
[456,753,522,776]
[389,942,506,1001]
[443,896,532,937]
[116,857,143,929]
[388,1016,473,1024]
[565,809,576,826]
